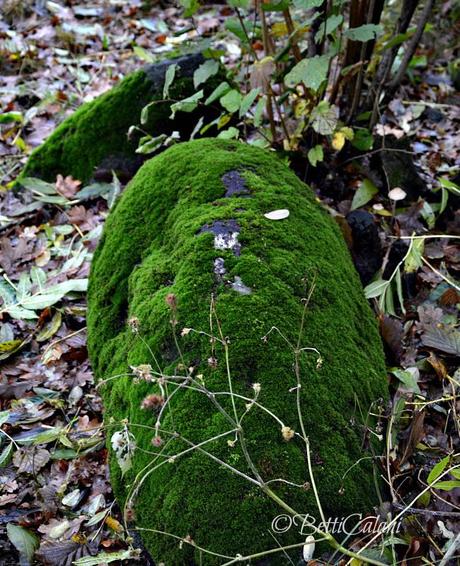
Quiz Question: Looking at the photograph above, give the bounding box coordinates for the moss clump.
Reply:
[87,139,388,564]
[22,53,219,184]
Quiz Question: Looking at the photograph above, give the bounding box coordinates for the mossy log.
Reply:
[22,53,219,184]
[87,139,388,564]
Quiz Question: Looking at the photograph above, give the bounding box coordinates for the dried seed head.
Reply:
[151,436,163,447]
[252,383,261,394]
[125,504,135,522]
[131,364,153,381]
[207,356,218,369]
[141,394,164,410]
[165,293,177,310]
[281,426,295,441]
[128,317,140,333]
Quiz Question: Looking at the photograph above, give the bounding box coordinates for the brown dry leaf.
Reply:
[439,288,460,306]
[66,206,97,232]
[0,493,18,507]
[379,315,404,362]
[36,538,99,566]
[38,517,85,540]
[13,447,50,474]
[427,352,448,379]
[416,305,444,330]
[250,56,275,93]
[55,175,81,198]
[399,409,425,466]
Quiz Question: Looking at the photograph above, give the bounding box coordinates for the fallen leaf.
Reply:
[13,447,50,474]
[264,209,290,220]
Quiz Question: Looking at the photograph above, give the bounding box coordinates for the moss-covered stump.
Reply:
[22,53,219,184]
[88,139,388,564]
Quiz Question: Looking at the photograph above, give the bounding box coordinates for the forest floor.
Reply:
[0,1,459,565]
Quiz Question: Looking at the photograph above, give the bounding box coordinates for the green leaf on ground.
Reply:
[351,178,378,210]
[7,524,39,563]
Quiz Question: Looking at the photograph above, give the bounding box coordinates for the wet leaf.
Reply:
[0,442,14,467]
[351,178,378,210]
[13,447,51,474]
[432,480,460,491]
[7,524,39,563]
[239,88,260,118]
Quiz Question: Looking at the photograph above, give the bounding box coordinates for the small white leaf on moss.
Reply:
[264,209,290,220]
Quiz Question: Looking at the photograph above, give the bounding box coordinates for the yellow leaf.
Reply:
[272,22,288,37]
[332,131,346,151]
[105,516,123,532]
[294,99,309,118]
[217,114,231,129]
[373,208,392,217]
[340,126,354,140]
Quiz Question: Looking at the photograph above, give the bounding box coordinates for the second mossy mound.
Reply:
[88,139,388,564]
[22,53,220,184]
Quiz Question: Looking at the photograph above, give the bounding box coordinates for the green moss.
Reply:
[87,139,388,564]
[21,54,219,184]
